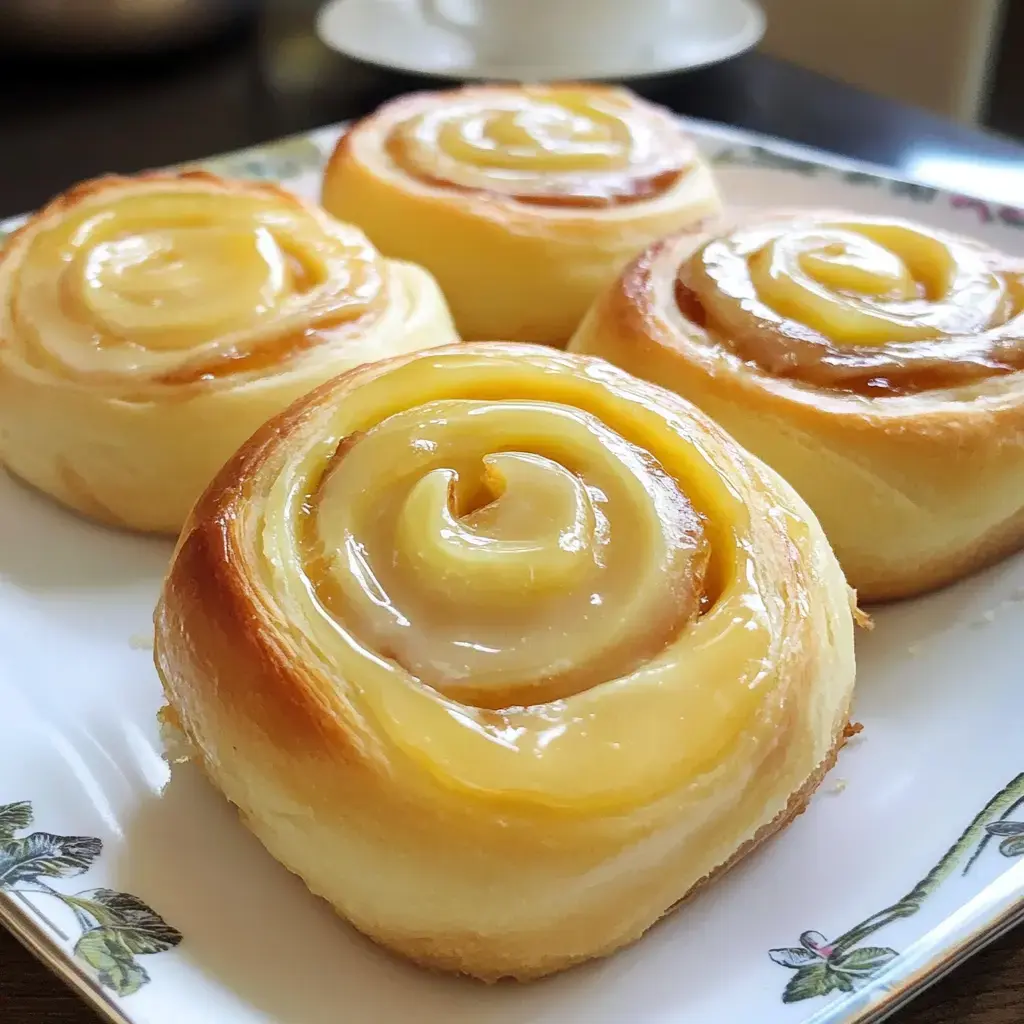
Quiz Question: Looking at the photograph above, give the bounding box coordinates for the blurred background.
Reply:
[1,0,1023,217]
[2,1,1020,121]
[761,0,1014,127]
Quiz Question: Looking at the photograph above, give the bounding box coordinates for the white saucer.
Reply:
[315,0,765,81]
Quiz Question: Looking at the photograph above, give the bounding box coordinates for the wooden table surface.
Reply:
[1,4,1023,1022]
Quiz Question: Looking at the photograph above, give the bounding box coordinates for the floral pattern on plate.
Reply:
[2,120,1024,1024]
[770,773,1024,1005]
[0,801,181,996]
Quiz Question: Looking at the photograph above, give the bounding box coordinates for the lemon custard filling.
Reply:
[675,215,1024,393]
[9,180,386,388]
[249,347,811,810]
[385,86,697,207]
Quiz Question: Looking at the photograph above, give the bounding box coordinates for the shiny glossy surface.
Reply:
[2,120,1024,1024]
[7,179,383,387]
[260,344,797,807]
[302,398,707,707]
[1,4,1024,1021]
[386,86,694,206]
[678,214,1024,393]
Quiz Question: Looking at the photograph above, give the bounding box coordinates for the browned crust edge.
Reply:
[159,340,857,984]
[598,229,1024,605]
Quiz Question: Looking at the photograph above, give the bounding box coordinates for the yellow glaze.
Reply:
[387,85,692,204]
[707,216,1021,341]
[322,85,721,344]
[274,350,769,803]
[155,343,856,980]
[569,210,1024,600]
[13,187,381,380]
[303,398,708,708]
[0,172,459,533]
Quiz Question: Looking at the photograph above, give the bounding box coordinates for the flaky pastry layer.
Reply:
[154,343,855,980]
[568,213,1024,601]
[321,85,721,346]
[0,171,458,533]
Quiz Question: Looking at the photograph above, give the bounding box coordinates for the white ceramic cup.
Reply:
[420,0,701,68]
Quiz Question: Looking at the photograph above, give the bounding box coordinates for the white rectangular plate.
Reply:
[2,121,1023,1024]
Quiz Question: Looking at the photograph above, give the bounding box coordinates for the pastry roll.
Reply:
[0,171,458,534]
[569,210,1024,602]
[154,342,856,981]
[321,85,720,345]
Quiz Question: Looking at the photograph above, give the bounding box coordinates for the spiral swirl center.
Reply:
[387,87,694,206]
[789,230,917,299]
[11,183,385,384]
[300,399,708,709]
[80,225,292,346]
[397,452,600,602]
[700,218,1014,347]
[436,96,629,173]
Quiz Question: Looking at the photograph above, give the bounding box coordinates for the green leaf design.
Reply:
[749,147,821,176]
[833,971,855,993]
[707,145,747,167]
[783,964,842,1003]
[769,946,821,968]
[0,802,179,997]
[999,835,1024,858]
[771,773,1024,1007]
[75,928,150,997]
[833,946,899,977]
[978,819,1024,860]
[0,801,32,840]
[775,944,897,1003]
[66,889,181,954]
[985,821,1024,837]
[889,181,938,203]
[0,832,102,886]
[842,171,884,188]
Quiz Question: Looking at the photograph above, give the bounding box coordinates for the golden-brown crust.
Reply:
[569,222,1024,603]
[321,85,723,345]
[159,375,367,761]
[0,169,459,534]
[155,342,856,981]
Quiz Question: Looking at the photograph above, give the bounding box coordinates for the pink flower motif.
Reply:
[950,195,994,223]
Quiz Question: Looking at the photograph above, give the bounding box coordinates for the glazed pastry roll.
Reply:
[0,171,458,534]
[154,342,856,981]
[570,210,1024,601]
[322,84,720,345]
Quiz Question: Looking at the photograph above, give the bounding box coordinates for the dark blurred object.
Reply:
[985,0,1024,139]
[0,0,261,54]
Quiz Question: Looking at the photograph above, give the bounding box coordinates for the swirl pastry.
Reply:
[0,171,458,534]
[569,210,1024,601]
[321,84,721,346]
[154,342,856,980]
